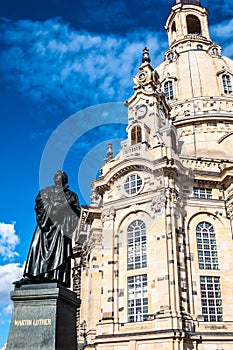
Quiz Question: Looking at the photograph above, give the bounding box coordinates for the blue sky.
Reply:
[0,0,233,347]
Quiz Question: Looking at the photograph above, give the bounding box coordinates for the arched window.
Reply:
[196,222,219,270]
[164,80,174,100]
[131,125,142,144]
[171,21,177,42]
[127,220,147,270]
[171,21,176,33]
[222,74,232,94]
[186,15,201,34]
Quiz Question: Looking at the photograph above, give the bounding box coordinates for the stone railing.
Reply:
[180,157,221,173]
[121,143,142,156]
[184,34,206,40]
[196,321,233,333]
[170,97,233,120]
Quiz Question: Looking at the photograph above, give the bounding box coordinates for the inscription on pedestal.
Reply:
[14,318,52,326]
[7,284,80,350]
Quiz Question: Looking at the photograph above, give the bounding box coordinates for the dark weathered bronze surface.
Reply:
[14,170,80,288]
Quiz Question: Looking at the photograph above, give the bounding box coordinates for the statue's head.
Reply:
[54,170,68,186]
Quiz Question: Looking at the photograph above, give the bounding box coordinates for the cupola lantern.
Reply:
[165,0,210,46]
[175,0,200,6]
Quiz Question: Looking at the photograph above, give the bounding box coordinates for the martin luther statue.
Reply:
[14,170,80,288]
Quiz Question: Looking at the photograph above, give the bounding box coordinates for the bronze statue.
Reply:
[14,170,80,288]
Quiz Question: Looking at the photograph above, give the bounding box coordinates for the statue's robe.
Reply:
[24,185,80,287]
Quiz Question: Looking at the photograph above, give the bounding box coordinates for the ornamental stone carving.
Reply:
[151,193,166,214]
[227,203,233,219]
[91,188,102,207]
[101,208,116,223]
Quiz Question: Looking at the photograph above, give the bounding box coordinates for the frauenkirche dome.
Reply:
[156,0,233,158]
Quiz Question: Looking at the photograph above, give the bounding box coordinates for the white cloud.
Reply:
[1,4,233,119]
[0,263,24,348]
[210,18,233,40]
[210,19,233,59]
[0,223,19,260]
[0,263,23,305]
[205,0,233,16]
[0,18,167,115]
[3,304,13,315]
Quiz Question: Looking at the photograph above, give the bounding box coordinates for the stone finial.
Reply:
[142,47,151,63]
[104,142,113,163]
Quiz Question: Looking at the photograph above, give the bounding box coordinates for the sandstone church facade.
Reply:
[73,1,233,349]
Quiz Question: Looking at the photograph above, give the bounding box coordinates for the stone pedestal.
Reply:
[6,283,80,350]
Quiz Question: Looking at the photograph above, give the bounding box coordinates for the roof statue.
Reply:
[142,47,151,63]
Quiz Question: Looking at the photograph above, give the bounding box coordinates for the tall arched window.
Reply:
[171,21,176,33]
[222,74,232,94]
[196,222,219,270]
[131,125,142,145]
[186,15,201,34]
[171,21,177,42]
[127,220,147,270]
[164,80,174,100]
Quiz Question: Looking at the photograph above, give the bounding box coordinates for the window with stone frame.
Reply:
[127,220,147,270]
[212,47,219,55]
[128,274,148,322]
[200,276,223,322]
[164,80,174,100]
[167,52,174,62]
[193,187,212,199]
[196,222,219,270]
[222,74,232,94]
[124,174,143,196]
[186,14,201,34]
[171,21,177,42]
[131,125,142,144]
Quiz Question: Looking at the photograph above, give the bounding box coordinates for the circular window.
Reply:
[167,52,174,61]
[138,72,147,82]
[124,173,143,196]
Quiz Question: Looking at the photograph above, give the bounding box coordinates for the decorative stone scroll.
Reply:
[91,188,102,207]
[151,192,166,214]
[227,203,233,220]
[101,208,116,223]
